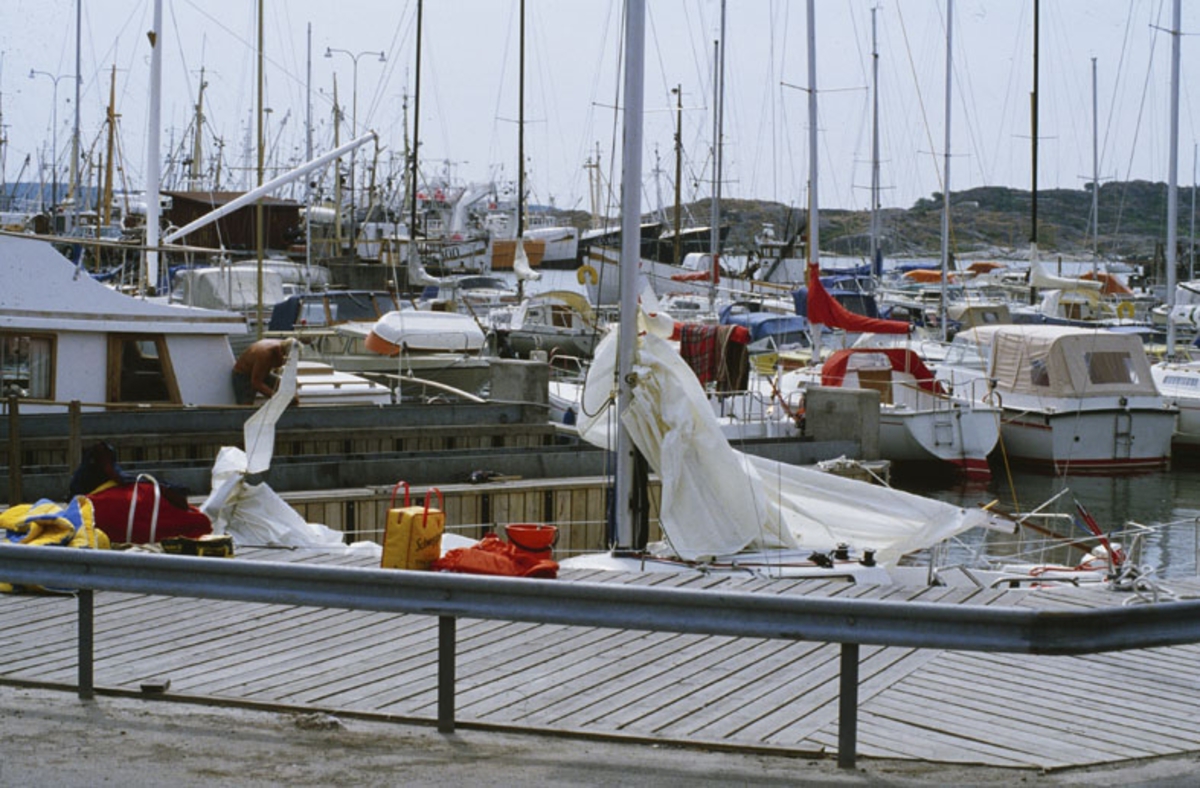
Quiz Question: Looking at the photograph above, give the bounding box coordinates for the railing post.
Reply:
[437,615,456,733]
[7,394,22,505]
[78,589,94,700]
[837,642,860,769]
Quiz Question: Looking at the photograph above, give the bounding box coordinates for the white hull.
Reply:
[879,406,998,477]
[1,234,246,412]
[1152,360,1200,448]
[997,408,1175,472]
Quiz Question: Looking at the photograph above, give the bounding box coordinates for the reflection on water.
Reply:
[894,463,1200,579]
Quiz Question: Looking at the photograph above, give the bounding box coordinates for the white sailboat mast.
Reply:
[71,0,81,227]
[870,6,881,271]
[939,0,953,342]
[144,0,163,294]
[805,0,821,364]
[615,0,646,549]
[1091,57,1099,260]
[1167,0,1181,355]
[305,24,315,276]
[805,0,818,270]
[709,0,726,310]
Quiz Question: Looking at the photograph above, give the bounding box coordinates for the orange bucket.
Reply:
[505,524,558,554]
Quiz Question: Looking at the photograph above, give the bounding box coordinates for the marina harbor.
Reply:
[6,0,1200,782]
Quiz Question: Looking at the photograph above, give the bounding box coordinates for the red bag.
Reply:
[88,481,212,544]
[432,533,558,579]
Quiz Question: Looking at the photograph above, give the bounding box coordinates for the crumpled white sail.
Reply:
[200,357,377,552]
[577,322,991,566]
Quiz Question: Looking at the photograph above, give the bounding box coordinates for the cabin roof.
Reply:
[0,234,247,335]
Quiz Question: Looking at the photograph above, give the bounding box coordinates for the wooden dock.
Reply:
[3,546,1199,770]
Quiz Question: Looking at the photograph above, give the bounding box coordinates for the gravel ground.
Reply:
[2,685,1197,787]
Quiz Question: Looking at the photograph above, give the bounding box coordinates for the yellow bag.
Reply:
[381,482,444,571]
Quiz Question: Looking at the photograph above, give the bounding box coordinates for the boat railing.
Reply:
[709,387,796,425]
[4,544,1200,770]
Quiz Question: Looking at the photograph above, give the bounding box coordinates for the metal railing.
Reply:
[3,546,1200,769]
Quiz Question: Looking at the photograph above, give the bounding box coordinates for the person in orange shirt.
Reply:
[232,338,296,405]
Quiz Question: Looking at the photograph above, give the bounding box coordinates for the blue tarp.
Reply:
[719,311,810,344]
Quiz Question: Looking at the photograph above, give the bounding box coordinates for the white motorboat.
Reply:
[1150,358,1200,449]
[781,347,1001,479]
[938,324,1177,473]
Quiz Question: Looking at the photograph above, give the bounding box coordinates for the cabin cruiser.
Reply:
[936,325,1176,473]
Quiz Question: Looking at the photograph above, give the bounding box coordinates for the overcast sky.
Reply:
[1,0,1197,214]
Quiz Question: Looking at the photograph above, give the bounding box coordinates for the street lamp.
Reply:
[29,69,70,221]
[325,47,385,255]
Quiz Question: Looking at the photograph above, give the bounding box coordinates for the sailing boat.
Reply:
[561,0,995,581]
[1148,0,1200,450]
[938,1,1177,473]
[774,2,1000,481]
[492,0,545,279]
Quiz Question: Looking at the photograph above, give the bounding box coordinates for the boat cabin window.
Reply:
[106,335,180,405]
[1,333,54,399]
[551,305,574,328]
[298,301,330,326]
[1085,351,1138,386]
[1030,356,1051,387]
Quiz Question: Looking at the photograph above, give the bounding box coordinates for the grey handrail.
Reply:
[3,545,1198,768]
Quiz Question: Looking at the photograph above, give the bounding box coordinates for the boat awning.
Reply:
[968,324,1160,399]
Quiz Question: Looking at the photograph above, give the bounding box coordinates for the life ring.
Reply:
[576,264,598,286]
[1116,301,1135,320]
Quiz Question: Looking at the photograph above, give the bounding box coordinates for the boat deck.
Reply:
[3,546,1199,770]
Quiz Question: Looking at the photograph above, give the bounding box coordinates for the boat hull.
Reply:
[998,408,1176,473]
[879,406,998,479]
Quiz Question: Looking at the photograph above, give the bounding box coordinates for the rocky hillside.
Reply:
[557,180,1198,264]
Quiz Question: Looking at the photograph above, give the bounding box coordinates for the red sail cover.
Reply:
[806,262,910,334]
[820,348,946,396]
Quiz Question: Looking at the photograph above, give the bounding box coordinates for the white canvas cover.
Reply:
[970,325,1160,400]
[200,357,379,554]
[577,322,991,566]
[172,267,287,311]
[366,310,486,353]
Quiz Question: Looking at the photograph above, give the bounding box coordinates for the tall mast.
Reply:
[1191,142,1196,280]
[1091,57,1099,260]
[1166,0,1181,355]
[1030,0,1039,261]
[305,22,313,274]
[144,0,163,294]
[672,84,683,265]
[70,0,81,230]
[255,0,265,338]
[615,0,647,549]
[517,0,525,239]
[332,78,342,253]
[709,0,726,309]
[805,0,820,363]
[102,65,117,229]
[408,0,424,285]
[870,6,881,276]
[939,0,953,342]
[189,67,207,190]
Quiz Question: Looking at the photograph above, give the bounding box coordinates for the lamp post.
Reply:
[29,69,69,221]
[325,47,385,255]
